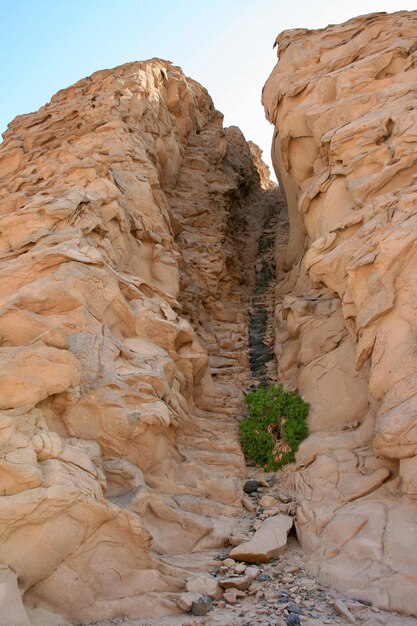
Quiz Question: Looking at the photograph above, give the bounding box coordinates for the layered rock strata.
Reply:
[0,60,275,623]
[263,11,417,615]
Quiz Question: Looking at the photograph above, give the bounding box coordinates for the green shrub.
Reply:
[239,384,309,470]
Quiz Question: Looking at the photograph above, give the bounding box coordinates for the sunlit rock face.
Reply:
[263,11,417,616]
[0,59,273,623]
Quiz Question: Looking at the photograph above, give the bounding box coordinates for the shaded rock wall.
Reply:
[263,11,417,615]
[0,60,274,623]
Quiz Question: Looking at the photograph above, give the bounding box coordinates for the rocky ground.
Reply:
[87,471,417,626]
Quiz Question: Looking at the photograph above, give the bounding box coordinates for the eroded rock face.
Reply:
[0,60,275,623]
[263,11,417,615]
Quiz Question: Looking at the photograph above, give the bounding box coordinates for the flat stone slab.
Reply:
[219,574,251,590]
[230,514,293,563]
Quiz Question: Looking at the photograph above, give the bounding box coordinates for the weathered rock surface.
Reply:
[0,59,277,623]
[263,10,417,616]
[0,566,31,626]
[230,514,293,562]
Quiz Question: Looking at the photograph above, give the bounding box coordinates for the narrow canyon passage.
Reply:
[248,192,288,387]
[164,131,281,394]
[119,192,417,626]
[248,210,277,386]
[1,9,417,623]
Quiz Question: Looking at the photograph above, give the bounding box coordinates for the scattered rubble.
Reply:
[90,471,417,626]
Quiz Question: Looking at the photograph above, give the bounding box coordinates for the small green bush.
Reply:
[239,384,309,470]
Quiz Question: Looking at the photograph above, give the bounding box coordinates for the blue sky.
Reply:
[1,0,416,171]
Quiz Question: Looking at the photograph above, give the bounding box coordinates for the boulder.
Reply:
[185,573,222,599]
[230,515,293,562]
[191,595,213,616]
[243,479,261,494]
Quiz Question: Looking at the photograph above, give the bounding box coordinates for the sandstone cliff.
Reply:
[0,60,276,623]
[263,11,417,615]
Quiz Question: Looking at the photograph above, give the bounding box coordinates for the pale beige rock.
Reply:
[259,495,279,508]
[0,566,31,626]
[222,588,246,604]
[263,10,417,616]
[334,599,357,624]
[219,574,251,590]
[186,574,222,599]
[242,496,256,512]
[230,515,293,562]
[245,566,260,579]
[233,562,247,575]
[177,592,202,612]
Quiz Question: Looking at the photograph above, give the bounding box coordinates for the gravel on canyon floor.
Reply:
[88,472,417,626]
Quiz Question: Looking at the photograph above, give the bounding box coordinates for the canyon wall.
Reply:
[0,60,275,624]
[263,11,417,615]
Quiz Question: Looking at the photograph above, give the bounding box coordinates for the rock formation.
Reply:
[3,8,417,624]
[0,60,277,623]
[263,10,417,616]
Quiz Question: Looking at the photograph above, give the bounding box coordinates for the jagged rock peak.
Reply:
[0,59,276,623]
[263,10,417,616]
